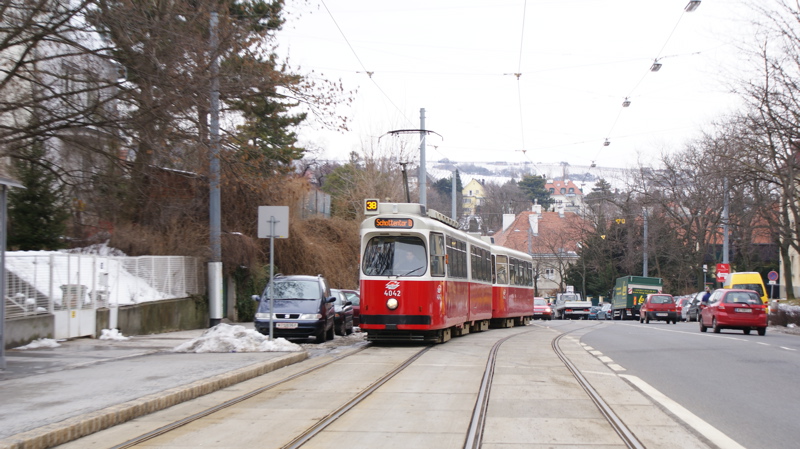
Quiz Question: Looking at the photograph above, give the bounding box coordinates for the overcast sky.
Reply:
[277,0,759,168]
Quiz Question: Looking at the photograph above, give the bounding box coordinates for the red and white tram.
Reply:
[359,201,534,343]
[490,245,535,328]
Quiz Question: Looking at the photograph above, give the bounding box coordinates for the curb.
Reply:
[0,351,308,449]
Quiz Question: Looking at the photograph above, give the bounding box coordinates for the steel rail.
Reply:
[463,330,532,449]
[552,329,645,449]
[110,345,371,449]
[281,345,433,449]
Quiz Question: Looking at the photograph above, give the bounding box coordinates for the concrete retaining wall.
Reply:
[5,296,209,349]
[4,315,54,349]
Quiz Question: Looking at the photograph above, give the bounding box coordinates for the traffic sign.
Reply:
[716,263,730,283]
[768,270,779,282]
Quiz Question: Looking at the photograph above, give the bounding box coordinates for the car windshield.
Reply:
[650,295,673,304]
[362,235,427,276]
[343,292,360,306]
[534,298,547,305]
[264,280,320,300]
[724,292,762,304]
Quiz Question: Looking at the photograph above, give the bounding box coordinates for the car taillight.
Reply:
[718,305,726,311]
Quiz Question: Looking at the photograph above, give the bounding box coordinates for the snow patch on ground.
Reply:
[172,323,303,353]
[99,329,130,341]
[13,338,61,350]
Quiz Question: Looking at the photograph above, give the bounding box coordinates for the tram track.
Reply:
[109,345,374,449]
[109,323,659,449]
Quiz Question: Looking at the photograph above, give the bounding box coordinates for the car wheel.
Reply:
[699,318,707,332]
[713,318,721,333]
[337,319,346,336]
[758,327,767,336]
[346,317,354,335]
[326,323,335,340]
[645,314,650,324]
[743,329,751,335]
[316,327,327,343]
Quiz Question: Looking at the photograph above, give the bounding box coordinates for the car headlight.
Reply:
[255,313,272,319]
[299,313,322,320]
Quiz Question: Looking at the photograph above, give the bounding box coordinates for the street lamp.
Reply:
[685,0,701,12]
[650,60,662,72]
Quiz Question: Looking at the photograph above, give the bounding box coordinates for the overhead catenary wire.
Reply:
[595,6,701,163]
[319,0,414,128]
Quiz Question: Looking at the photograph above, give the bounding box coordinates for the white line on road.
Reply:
[620,374,746,449]
[780,346,797,351]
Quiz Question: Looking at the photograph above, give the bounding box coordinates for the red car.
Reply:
[699,288,767,335]
[533,297,552,320]
[338,289,361,328]
[639,293,678,324]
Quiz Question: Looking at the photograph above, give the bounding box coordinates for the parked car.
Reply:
[699,288,767,335]
[639,293,678,324]
[252,274,336,343]
[598,302,612,320]
[588,306,600,320]
[338,289,361,328]
[675,295,692,321]
[330,288,355,335]
[685,291,706,322]
[533,297,552,320]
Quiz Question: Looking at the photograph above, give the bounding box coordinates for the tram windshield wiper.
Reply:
[398,266,424,276]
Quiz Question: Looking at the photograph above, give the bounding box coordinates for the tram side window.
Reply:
[446,237,467,279]
[470,246,491,283]
[524,261,533,286]
[496,255,508,285]
[430,233,446,277]
[362,236,427,277]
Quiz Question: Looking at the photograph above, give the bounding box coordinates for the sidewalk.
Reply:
[0,324,307,449]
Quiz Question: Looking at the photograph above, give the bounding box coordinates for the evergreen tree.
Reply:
[518,174,553,208]
[8,140,70,250]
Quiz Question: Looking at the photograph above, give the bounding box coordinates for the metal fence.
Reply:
[4,253,205,320]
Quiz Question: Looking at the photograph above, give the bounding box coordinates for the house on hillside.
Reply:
[462,178,486,216]
[493,204,586,297]
[546,179,584,213]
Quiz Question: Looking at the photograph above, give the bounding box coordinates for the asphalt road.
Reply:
[581,320,800,449]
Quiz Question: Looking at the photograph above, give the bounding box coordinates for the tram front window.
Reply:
[363,236,427,276]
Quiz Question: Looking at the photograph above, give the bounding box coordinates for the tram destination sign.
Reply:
[375,217,414,229]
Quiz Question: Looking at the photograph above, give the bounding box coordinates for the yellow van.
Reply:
[723,272,768,304]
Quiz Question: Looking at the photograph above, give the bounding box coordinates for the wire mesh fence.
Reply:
[4,253,205,320]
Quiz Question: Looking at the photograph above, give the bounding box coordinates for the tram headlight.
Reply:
[386,298,399,310]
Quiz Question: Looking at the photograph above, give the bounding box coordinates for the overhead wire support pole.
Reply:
[419,108,426,207]
[379,126,443,208]
[208,12,223,327]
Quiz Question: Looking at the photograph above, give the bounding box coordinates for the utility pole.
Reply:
[642,207,648,277]
[419,108,426,207]
[208,12,223,326]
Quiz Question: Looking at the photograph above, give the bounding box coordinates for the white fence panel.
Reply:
[4,253,205,321]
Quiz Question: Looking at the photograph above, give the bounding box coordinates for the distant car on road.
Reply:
[338,289,361,328]
[685,291,706,322]
[675,295,692,321]
[639,293,678,324]
[331,288,355,336]
[699,288,767,335]
[533,297,552,320]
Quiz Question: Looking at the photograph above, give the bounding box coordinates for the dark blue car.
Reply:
[252,274,336,343]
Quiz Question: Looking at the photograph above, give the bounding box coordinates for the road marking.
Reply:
[607,363,626,371]
[620,374,746,449]
[780,346,796,351]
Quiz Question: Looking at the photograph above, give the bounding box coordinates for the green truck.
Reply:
[611,276,663,320]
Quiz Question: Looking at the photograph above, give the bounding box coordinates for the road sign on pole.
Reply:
[716,263,730,283]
